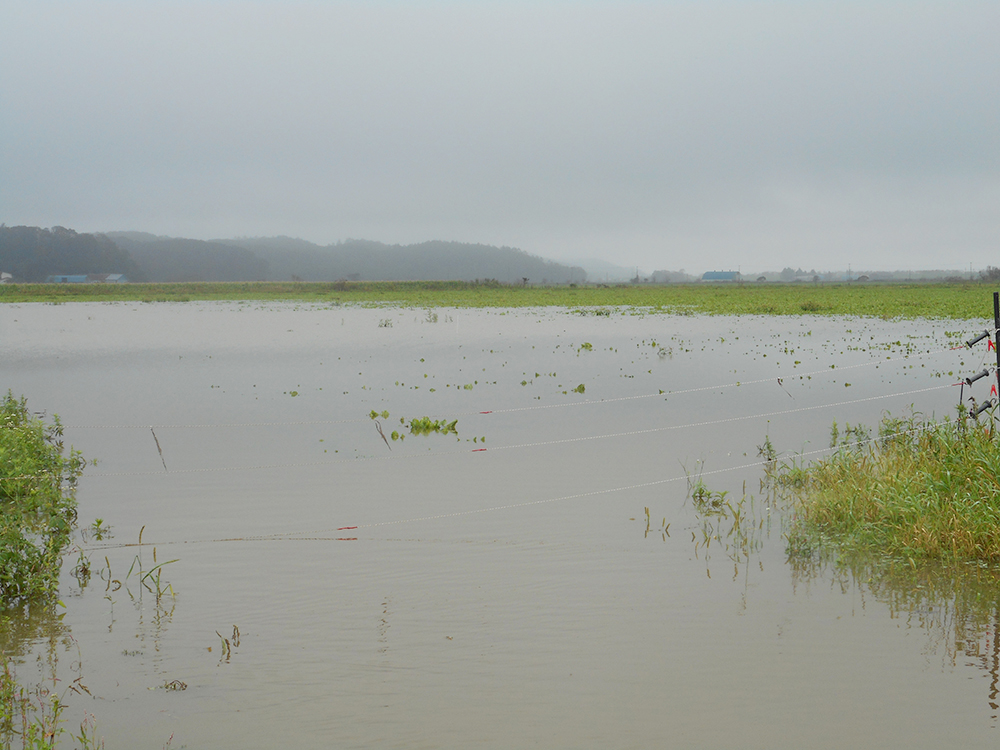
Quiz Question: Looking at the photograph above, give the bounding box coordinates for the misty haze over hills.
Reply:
[0,225,144,282]
[0,226,588,284]
[0,225,979,285]
[4,5,996,277]
[214,235,587,284]
[109,232,587,284]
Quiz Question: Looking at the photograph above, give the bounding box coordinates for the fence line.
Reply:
[15,317,992,550]
[82,415,959,551]
[3,327,992,498]
[65,382,953,478]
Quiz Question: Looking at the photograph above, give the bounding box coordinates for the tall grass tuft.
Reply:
[782,411,1000,561]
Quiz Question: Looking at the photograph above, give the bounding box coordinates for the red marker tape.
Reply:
[337,526,358,530]
[479,411,493,414]
[472,448,486,452]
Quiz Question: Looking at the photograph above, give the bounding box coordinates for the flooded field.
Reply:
[2,301,999,748]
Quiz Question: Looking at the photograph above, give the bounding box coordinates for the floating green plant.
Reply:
[689,479,730,515]
[406,417,458,437]
[386,417,460,441]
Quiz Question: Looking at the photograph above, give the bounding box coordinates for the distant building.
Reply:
[0,272,12,284]
[46,275,88,283]
[701,271,741,282]
[46,274,129,283]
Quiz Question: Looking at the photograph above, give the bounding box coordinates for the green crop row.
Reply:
[3,280,1000,319]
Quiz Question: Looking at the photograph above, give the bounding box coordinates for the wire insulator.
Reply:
[967,330,992,348]
[965,368,991,386]
[971,399,995,419]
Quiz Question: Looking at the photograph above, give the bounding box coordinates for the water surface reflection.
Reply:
[1,301,996,747]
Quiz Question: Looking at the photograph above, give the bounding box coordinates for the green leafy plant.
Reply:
[0,392,86,609]
[406,417,458,437]
[87,518,110,542]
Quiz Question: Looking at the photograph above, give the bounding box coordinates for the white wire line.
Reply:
[8,331,988,483]
[474,341,969,416]
[82,412,960,550]
[84,471,723,550]
[78,458,787,550]
[63,417,367,430]
[59,337,971,430]
[70,382,954,479]
[472,384,954,454]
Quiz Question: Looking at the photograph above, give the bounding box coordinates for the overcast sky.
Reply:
[1,1,997,273]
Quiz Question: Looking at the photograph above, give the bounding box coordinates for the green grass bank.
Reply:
[1,394,91,748]
[2,280,999,318]
[782,413,1000,562]
[0,393,85,610]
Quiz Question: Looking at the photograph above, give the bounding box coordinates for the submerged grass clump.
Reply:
[783,412,1000,561]
[0,392,86,609]
[1,393,106,748]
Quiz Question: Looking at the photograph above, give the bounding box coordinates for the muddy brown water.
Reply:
[2,301,998,748]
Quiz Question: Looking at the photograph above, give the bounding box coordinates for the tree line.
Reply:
[1,225,587,284]
[0,225,144,282]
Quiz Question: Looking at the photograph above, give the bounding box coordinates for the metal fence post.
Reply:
[994,292,1000,397]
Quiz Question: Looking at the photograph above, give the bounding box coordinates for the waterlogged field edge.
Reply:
[2,280,999,319]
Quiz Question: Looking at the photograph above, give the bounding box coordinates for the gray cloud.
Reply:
[1,1,997,272]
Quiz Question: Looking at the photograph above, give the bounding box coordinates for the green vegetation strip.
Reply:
[782,413,1000,562]
[0,393,84,609]
[2,280,999,318]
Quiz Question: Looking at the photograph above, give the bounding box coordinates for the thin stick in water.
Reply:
[151,427,168,471]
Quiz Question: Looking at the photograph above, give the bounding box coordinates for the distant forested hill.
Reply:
[107,233,268,282]
[215,236,587,284]
[3,226,586,284]
[0,225,144,282]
